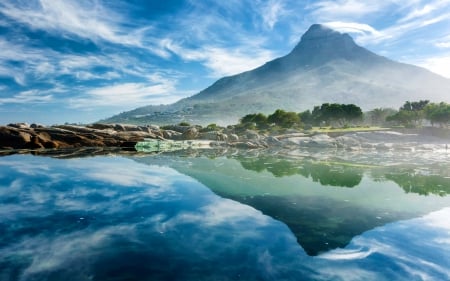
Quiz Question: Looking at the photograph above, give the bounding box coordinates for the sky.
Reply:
[0,0,450,125]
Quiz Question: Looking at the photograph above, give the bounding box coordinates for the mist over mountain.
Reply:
[103,24,450,125]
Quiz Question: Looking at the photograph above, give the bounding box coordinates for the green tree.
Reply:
[268,109,301,128]
[298,110,313,125]
[386,100,429,127]
[366,108,397,126]
[240,113,268,129]
[424,102,450,127]
[311,103,362,127]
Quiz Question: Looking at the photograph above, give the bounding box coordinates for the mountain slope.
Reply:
[103,24,450,125]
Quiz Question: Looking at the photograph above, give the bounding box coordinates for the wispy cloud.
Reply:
[399,0,450,23]
[307,0,386,21]
[261,0,287,30]
[69,76,184,110]
[0,90,53,105]
[167,42,275,77]
[323,21,381,36]
[0,0,170,58]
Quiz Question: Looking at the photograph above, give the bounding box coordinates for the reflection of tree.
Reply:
[385,172,450,196]
[236,156,362,188]
[306,164,362,187]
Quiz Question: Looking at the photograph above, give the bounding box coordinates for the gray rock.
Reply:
[245,130,261,141]
[182,127,199,140]
[163,130,182,140]
[228,134,239,142]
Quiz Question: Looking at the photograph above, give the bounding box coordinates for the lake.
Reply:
[1,149,450,281]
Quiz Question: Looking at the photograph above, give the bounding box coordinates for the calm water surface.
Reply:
[0,152,449,281]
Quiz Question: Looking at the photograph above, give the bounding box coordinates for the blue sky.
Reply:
[0,0,450,125]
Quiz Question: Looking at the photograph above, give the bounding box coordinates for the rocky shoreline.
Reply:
[1,122,449,153]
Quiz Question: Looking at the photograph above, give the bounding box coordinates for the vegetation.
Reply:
[386,100,429,127]
[267,109,301,128]
[424,102,450,127]
[166,100,450,134]
[239,103,363,131]
[310,103,363,127]
[384,100,450,128]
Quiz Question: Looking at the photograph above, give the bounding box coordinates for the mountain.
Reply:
[103,24,450,125]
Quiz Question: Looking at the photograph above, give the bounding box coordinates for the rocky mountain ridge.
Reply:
[103,24,450,126]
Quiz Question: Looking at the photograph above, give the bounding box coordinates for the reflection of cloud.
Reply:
[1,155,450,280]
[0,155,308,280]
[316,207,450,280]
[168,198,270,227]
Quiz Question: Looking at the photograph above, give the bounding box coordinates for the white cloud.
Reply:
[69,79,183,109]
[307,0,386,20]
[415,54,450,78]
[399,0,450,23]
[0,90,53,105]
[261,0,287,30]
[167,42,275,77]
[0,0,170,58]
[323,21,381,36]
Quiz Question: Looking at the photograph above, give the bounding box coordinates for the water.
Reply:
[0,151,450,281]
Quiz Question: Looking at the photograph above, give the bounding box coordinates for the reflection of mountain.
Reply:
[132,152,450,256]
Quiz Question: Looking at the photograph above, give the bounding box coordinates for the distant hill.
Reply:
[102,24,450,125]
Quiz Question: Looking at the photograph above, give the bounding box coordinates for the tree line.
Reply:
[386,100,450,128]
[239,103,363,129]
[238,100,450,130]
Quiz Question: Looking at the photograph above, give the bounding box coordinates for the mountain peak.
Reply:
[301,24,341,40]
[287,24,371,65]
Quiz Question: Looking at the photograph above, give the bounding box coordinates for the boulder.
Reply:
[245,130,261,141]
[0,127,32,148]
[198,131,227,141]
[228,134,239,142]
[163,130,182,140]
[182,127,199,140]
[88,123,115,130]
[7,123,30,129]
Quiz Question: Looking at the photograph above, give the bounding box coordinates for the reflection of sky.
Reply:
[0,155,449,281]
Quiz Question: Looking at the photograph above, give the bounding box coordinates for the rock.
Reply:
[265,136,282,145]
[275,133,308,140]
[147,124,160,131]
[376,143,393,150]
[7,123,30,129]
[198,131,227,141]
[30,123,45,129]
[182,127,199,140]
[114,124,126,131]
[228,134,239,142]
[25,136,45,149]
[138,126,151,133]
[310,134,337,148]
[88,123,115,130]
[335,135,361,149]
[162,125,193,133]
[234,142,261,149]
[245,130,261,141]
[163,130,182,140]
[0,127,32,148]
